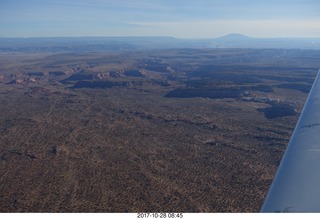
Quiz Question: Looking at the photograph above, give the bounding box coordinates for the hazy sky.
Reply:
[1,0,320,38]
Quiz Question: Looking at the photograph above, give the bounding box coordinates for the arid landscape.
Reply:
[0,48,319,212]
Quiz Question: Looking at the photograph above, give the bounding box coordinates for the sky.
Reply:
[1,0,320,38]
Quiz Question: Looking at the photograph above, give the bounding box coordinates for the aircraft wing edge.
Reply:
[261,68,320,212]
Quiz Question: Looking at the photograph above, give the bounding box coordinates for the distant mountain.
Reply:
[217,34,253,40]
[0,35,320,52]
[208,34,320,50]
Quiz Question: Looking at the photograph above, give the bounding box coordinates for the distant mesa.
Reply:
[164,87,243,99]
[49,71,65,76]
[124,70,145,77]
[217,34,253,40]
[70,80,128,89]
[212,34,255,48]
[60,73,94,84]
[27,72,44,77]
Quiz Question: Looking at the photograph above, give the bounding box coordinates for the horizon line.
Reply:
[1,34,320,40]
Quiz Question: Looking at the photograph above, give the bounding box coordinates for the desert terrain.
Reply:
[0,48,319,212]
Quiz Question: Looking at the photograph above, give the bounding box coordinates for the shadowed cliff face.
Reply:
[164,87,243,99]
[258,103,297,119]
[70,81,128,89]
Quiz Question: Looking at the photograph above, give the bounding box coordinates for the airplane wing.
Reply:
[261,69,320,212]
